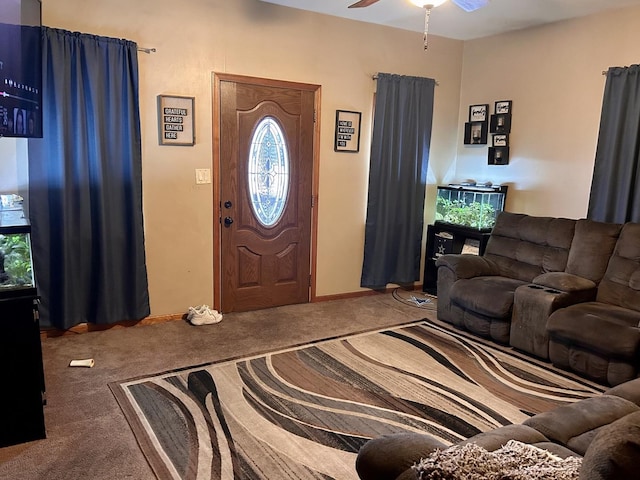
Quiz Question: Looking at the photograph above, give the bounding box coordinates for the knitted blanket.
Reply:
[414,440,582,480]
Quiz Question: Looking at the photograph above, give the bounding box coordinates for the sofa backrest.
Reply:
[597,222,640,310]
[484,212,576,282]
[565,219,622,284]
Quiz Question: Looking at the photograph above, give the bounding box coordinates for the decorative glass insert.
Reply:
[248,117,290,226]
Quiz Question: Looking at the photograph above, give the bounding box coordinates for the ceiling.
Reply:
[258,0,640,40]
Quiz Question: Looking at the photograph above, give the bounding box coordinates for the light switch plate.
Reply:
[195,168,211,184]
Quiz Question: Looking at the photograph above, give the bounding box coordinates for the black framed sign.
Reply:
[158,95,195,146]
[334,110,361,153]
[493,134,509,147]
[469,104,489,122]
[495,100,512,115]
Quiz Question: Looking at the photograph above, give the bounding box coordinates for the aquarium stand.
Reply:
[0,207,46,447]
[423,223,492,294]
[0,294,46,447]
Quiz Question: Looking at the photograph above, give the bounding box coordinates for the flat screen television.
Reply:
[0,0,42,138]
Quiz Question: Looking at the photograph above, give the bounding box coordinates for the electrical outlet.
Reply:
[195,168,211,184]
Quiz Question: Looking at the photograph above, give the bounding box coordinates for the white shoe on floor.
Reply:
[187,305,223,325]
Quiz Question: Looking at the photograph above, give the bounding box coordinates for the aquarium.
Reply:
[435,184,508,231]
[0,208,35,298]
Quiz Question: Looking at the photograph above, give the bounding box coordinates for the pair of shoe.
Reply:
[187,305,223,325]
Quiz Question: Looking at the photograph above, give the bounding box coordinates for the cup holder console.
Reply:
[527,284,561,295]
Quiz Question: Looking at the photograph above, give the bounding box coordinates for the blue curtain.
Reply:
[588,65,640,223]
[28,27,150,329]
[361,73,435,289]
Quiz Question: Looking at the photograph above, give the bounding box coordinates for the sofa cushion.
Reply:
[565,219,622,284]
[450,276,526,319]
[522,395,639,455]
[546,302,640,359]
[580,411,640,480]
[597,222,640,311]
[484,212,575,283]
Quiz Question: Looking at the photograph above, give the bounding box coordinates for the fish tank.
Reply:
[435,184,508,231]
[0,207,36,299]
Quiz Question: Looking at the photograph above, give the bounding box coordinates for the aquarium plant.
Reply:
[0,233,33,287]
[435,196,496,229]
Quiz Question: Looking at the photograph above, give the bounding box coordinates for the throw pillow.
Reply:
[413,439,582,480]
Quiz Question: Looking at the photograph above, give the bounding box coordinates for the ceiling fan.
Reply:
[348,0,490,49]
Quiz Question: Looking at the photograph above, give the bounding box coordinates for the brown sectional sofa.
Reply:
[356,211,640,480]
[435,211,640,386]
[356,377,640,480]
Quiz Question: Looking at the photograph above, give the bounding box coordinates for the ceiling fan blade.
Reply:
[451,0,489,12]
[348,0,381,8]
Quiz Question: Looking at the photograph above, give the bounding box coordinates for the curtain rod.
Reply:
[372,73,439,86]
[138,47,156,54]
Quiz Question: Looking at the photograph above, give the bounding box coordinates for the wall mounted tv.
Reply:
[0,0,42,138]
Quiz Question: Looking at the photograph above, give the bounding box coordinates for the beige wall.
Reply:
[0,140,19,194]
[455,6,640,218]
[0,138,29,205]
[40,0,463,316]
[9,1,638,318]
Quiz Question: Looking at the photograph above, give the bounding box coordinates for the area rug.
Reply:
[110,319,605,480]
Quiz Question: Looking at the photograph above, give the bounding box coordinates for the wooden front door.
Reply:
[214,74,318,313]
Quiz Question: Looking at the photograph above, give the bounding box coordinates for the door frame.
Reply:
[212,72,321,312]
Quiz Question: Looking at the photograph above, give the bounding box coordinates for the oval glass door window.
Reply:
[248,117,290,226]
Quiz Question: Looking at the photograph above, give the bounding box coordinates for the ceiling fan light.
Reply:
[409,0,448,8]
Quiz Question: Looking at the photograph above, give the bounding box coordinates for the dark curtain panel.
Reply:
[588,65,640,223]
[361,73,435,289]
[28,27,150,329]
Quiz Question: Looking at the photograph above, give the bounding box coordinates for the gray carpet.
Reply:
[0,293,430,480]
[110,319,604,480]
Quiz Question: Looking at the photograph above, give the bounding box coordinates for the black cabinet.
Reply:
[0,295,46,447]
[0,207,46,447]
[423,223,491,294]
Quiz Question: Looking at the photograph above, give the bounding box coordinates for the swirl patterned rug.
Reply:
[109,319,605,480]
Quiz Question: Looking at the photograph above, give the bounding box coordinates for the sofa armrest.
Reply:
[604,377,640,406]
[581,411,640,480]
[435,254,499,280]
[531,272,598,307]
[356,433,446,480]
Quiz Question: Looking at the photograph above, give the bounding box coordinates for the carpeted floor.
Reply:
[110,319,605,480]
[0,293,437,480]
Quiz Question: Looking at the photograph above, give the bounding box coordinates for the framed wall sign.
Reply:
[493,134,509,147]
[334,110,361,153]
[469,104,489,122]
[495,100,512,115]
[158,95,195,146]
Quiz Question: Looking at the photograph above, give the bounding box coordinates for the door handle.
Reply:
[224,200,232,209]
[224,216,234,227]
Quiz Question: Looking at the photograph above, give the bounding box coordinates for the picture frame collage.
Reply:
[464,100,513,165]
[489,100,512,165]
